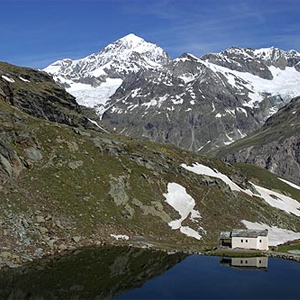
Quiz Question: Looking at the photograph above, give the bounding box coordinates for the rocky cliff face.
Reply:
[0,62,96,130]
[44,35,300,152]
[213,96,300,184]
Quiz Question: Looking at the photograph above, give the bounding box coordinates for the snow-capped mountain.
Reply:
[44,34,300,152]
[44,34,170,115]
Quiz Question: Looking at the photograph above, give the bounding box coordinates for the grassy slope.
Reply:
[1,62,300,255]
[1,97,300,256]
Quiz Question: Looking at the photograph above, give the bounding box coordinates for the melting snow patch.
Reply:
[110,234,129,240]
[2,75,15,83]
[197,140,211,152]
[182,162,300,216]
[236,107,248,117]
[163,182,203,240]
[171,97,184,105]
[88,118,110,134]
[278,178,300,190]
[179,74,197,84]
[225,109,235,116]
[131,88,141,98]
[180,226,202,240]
[19,76,30,82]
[242,220,300,246]
[237,129,246,138]
[142,99,158,109]
[181,163,249,193]
[252,184,300,216]
[224,133,234,145]
[211,102,216,112]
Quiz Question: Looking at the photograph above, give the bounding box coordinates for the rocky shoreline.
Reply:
[268,251,300,263]
[1,232,300,271]
[0,211,130,270]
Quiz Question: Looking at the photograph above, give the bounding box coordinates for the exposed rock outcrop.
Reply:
[214,96,300,184]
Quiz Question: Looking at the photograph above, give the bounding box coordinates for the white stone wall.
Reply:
[232,236,268,250]
[258,236,268,250]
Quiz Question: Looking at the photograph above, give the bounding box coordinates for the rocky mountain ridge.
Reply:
[213,95,300,185]
[44,34,300,152]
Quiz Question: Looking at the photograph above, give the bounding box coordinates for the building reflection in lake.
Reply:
[220,257,268,271]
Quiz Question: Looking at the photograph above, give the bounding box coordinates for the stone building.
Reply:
[220,229,268,250]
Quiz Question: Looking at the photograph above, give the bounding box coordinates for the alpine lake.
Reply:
[1,246,300,299]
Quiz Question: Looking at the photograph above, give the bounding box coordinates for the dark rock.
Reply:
[216,96,300,184]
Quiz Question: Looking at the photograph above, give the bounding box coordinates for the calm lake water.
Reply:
[116,255,300,300]
[0,246,300,299]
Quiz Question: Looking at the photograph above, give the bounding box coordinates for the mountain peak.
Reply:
[118,33,145,44]
[106,33,166,59]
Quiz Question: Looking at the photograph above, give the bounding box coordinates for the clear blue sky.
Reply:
[1,0,300,68]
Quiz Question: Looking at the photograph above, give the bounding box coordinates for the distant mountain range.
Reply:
[44,34,300,152]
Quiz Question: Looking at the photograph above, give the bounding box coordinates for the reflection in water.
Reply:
[220,256,268,270]
[116,255,300,300]
[0,246,186,299]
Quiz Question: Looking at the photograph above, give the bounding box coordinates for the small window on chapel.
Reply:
[259,239,262,243]
[241,239,243,243]
[246,240,248,243]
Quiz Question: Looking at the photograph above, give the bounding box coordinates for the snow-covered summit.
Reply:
[44,33,170,80]
[254,46,300,60]
[202,46,300,77]
[43,34,170,115]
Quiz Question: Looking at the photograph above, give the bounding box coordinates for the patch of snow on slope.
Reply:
[88,118,110,134]
[198,140,211,152]
[110,234,129,240]
[181,163,250,193]
[163,182,203,240]
[2,75,15,83]
[142,95,168,109]
[242,220,300,246]
[19,76,30,83]
[141,99,158,109]
[224,133,234,145]
[236,107,248,117]
[67,78,123,116]
[182,163,300,216]
[278,178,300,190]
[178,74,197,84]
[252,184,300,217]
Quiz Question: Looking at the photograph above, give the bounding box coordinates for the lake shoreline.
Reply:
[1,236,300,272]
